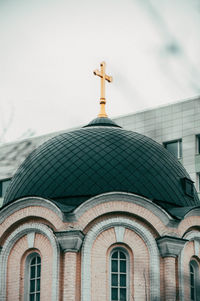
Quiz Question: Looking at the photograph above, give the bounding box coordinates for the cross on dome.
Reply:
[93,61,113,117]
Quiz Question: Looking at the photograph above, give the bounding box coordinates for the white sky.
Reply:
[1,0,200,142]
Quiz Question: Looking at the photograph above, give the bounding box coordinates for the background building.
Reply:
[115,96,200,199]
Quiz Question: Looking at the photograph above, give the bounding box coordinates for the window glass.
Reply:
[29,255,41,301]
[164,140,182,159]
[196,135,200,154]
[111,249,127,301]
[190,259,200,301]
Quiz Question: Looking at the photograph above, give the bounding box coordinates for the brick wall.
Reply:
[7,233,53,301]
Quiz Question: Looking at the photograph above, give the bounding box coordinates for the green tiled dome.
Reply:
[4,117,200,212]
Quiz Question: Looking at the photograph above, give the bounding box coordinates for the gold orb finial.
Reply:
[93,61,113,117]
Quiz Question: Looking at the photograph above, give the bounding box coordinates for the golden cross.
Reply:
[93,61,113,117]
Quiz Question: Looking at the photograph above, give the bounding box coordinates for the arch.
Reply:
[81,217,160,301]
[179,231,200,301]
[179,216,200,238]
[74,192,173,227]
[0,223,60,301]
[0,197,64,224]
[184,207,200,218]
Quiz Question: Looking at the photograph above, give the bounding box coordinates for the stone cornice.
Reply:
[157,236,188,258]
[55,230,84,252]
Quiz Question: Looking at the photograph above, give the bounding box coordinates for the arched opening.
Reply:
[24,252,41,301]
[110,248,129,301]
[190,259,200,301]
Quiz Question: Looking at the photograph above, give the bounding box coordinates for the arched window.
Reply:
[24,252,41,301]
[190,259,200,301]
[110,248,128,301]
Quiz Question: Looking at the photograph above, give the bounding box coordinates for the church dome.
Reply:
[4,117,200,212]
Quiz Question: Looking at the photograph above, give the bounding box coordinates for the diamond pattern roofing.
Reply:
[4,118,200,212]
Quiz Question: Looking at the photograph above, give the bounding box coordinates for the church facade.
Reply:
[1,190,200,301]
[1,116,200,301]
[0,63,200,301]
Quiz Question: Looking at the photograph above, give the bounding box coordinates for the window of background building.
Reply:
[196,173,200,192]
[163,139,182,159]
[0,179,11,198]
[196,135,200,154]
[110,248,128,301]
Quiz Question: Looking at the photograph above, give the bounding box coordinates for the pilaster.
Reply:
[55,230,84,301]
[157,236,187,301]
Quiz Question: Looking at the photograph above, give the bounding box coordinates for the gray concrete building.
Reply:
[115,96,200,198]
[0,96,200,206]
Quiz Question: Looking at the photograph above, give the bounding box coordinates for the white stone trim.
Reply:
[73,192,174,227]
[27,232,35,248]
[184,207,200,218]
[0,197,64,223]
[184,231,200,241]
[114,226,125,242]
[157,236,186,257]
[179,231,200,301]
[0,223,60,301]
[194,240,200,257]
[81,217,160,301]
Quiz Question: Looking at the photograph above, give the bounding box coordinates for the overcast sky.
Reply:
[1,0,200,142]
